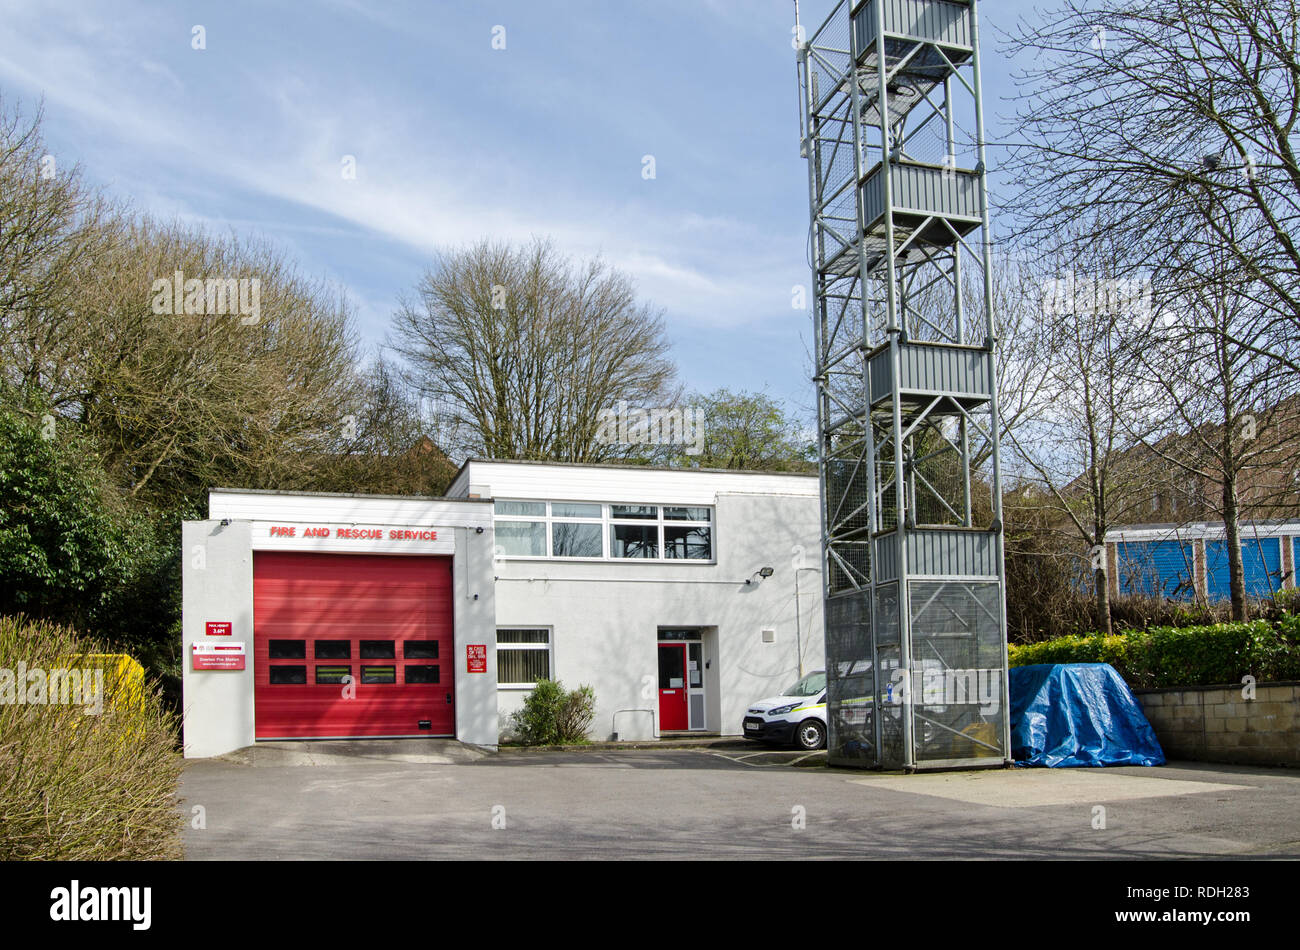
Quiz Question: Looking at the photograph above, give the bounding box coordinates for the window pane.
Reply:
[315,665,351,685]
[269,666,306,685]
[498,629,549,644]
[314,640,350,659]
[612,523,658,558]
[360,640,395,659]
[404,640,438,659]
[665,525,712,560]
[658,645,684,689]
[611,504,657,519]
[496,521,546,556]
[552,522,602,557]
[664,506,711,521]
[552,502,600,518]
[268,640,305,659]
[361,666,396,684]
[498,648,550,684]
[405,665,440,684]
[495,500,545,516]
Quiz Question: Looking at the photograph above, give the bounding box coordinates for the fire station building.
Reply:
[181,460,824,757]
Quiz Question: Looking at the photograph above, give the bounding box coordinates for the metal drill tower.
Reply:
[796,0,1011,769]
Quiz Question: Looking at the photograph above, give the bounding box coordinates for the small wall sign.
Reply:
[467,644,487,673]
[193,641,246,671]
[205,621,232,636]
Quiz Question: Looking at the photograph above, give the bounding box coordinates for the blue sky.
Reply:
[0,0,1049,422]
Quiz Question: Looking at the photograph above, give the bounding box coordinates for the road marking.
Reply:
[702,749,825,768]
[847,770,1256,807]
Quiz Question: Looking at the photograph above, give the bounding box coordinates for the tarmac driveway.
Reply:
[179,740,1300,860]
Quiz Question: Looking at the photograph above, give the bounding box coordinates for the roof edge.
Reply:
[208,487,491,504]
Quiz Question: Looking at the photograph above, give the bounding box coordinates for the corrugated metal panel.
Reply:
[892,164,981,218]
[875,529,996,580]
[869,349,891,404]
[869,343,992,402]
[900,343,991,396]
[861,164,981,231]
[1206,537,1282,601]
[1115,540,1196,601]
[904,529,996,577]
[874,533,899,582]
[854,0,972,51]
[862,165,885,230]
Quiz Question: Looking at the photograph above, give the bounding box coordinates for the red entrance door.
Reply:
[658,643,688,731]
[253,552,454,738]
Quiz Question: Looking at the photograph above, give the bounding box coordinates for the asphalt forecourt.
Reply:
[174,743,1299,861]
[2,746,1284,938]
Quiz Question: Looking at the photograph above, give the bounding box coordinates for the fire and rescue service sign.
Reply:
[250,521,455,555]
[193,641,246,671]
[467,644,487,673]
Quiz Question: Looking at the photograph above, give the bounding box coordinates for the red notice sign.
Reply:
[205,621,232,636]
[467,644,487,673]
[193,641,246,671]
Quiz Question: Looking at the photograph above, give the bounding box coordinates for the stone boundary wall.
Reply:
[1133,681,1300,767]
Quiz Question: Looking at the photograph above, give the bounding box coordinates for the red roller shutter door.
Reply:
[254,552,454,738]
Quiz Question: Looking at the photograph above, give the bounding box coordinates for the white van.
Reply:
[741,670,827,750]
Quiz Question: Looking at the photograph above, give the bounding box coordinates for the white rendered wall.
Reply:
[182,520,256,758]
[493,491,825,740]
[183,494,498,756]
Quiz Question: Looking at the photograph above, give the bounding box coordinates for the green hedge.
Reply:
[1009,619,1300,690]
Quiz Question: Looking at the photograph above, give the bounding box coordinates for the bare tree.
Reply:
[1125,234,1300,618]
[391,238,678,462]
[78,218,363,502]
[1003,0,1300,379]
[308,355,457,495]
[0,98,117,408]
[1002,249,1159,636]
[1005,1,1300,616]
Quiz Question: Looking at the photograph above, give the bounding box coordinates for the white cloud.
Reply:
[0,2,805,339]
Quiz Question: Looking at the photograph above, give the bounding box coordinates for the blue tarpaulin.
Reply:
[1009,663,1165,767]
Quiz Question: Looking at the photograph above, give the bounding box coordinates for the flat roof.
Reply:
[209,487,492,503]
[1112,518,1300,532]
[451,457,818,485]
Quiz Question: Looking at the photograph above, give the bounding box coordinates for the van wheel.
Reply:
[795,720,826,751]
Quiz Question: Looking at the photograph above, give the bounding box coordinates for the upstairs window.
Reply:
[493,500,713,561]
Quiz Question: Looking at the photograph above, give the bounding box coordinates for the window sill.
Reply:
[495,556,717,565]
